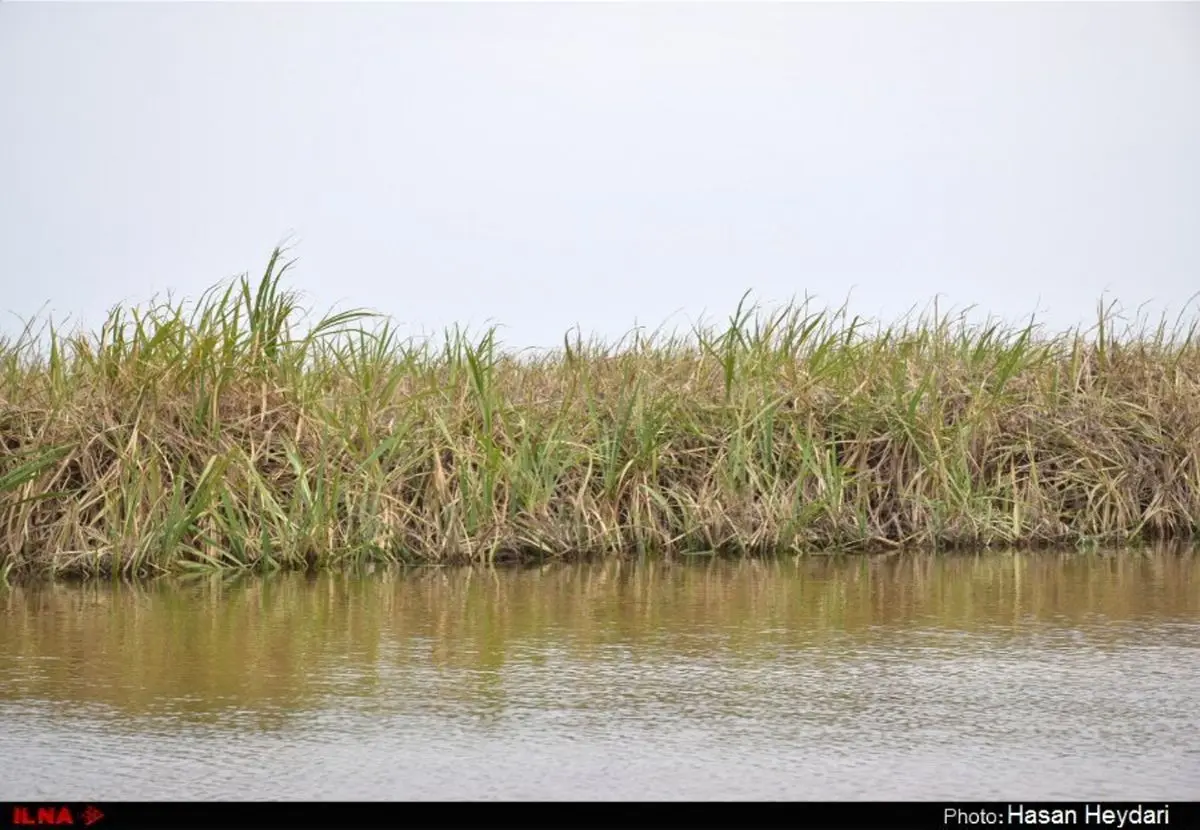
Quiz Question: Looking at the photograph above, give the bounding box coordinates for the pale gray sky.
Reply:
[2,3,1198,349]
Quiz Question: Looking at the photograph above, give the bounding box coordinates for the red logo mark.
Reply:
[81,807,103,827]
[10,806,74,826]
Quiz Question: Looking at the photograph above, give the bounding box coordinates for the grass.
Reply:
[2,248,1199,579]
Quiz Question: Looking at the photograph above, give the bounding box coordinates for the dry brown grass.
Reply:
[2,249,1199,579]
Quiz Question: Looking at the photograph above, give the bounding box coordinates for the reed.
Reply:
[2,249,1198,578]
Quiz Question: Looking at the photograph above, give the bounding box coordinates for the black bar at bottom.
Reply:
[0,801,1193,830]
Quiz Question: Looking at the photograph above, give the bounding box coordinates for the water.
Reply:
[1,551,1197,800]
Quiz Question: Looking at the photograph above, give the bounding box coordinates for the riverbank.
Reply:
[2,249,1199,579]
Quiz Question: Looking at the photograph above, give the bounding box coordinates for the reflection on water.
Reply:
[1,551,1197,799]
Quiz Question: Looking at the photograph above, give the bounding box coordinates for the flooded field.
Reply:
[1,551,1197,800]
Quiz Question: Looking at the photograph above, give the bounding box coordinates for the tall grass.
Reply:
[2,249,1199,578]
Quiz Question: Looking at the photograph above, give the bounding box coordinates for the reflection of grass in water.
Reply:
[2,248,1200,577]
[0,551,1194,721]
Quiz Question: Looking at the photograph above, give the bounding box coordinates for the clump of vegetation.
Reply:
[2,249,1198,579]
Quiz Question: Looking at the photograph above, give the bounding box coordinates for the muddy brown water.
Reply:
[1,551,1197,800]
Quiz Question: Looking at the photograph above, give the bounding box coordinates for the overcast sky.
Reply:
[2,3,1197,350]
